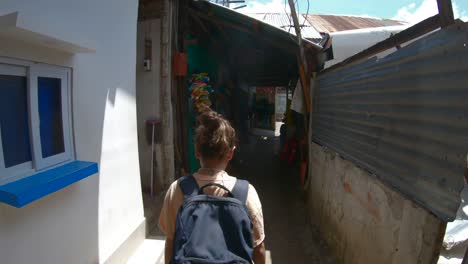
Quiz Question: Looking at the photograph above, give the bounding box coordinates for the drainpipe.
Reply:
[160,0,176,186]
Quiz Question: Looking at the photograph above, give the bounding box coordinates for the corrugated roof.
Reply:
[303,14,405,33]
[246,13,323,40]
[245,13,405,39]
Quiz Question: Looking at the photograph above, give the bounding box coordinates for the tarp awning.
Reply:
[188,0,328,85]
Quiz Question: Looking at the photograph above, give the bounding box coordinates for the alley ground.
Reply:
[228,135,336,264]
[145,134,336,263]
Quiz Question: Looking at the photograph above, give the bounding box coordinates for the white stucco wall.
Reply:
[0,0,144,263]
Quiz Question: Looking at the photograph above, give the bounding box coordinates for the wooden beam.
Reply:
[321,14,441,76]
[463,238,468,263]
[437,0,455,28]
[288,0,311,114]
[463,245,468,264]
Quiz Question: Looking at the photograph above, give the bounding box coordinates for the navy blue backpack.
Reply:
[171,175,254,264]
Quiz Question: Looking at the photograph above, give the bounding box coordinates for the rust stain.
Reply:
[311,157,322,167]
[366,192,381,221]
[343,182,381,221]
[343,181,352,193]
[304,14,405,33]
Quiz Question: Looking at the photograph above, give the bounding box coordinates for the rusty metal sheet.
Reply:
[313,22,468,221]
[304,14,405,33]
[247,13,322,40]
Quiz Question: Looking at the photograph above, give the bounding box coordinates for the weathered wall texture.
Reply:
[136,0,175,193]
[307,142,444,264]
[159,0,176,186]
[136,19,164,193]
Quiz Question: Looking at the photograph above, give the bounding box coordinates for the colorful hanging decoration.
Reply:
[189,73,214,113]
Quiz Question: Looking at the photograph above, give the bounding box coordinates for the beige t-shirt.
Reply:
[158,170,265,247]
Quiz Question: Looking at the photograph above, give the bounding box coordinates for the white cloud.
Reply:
[237,0,379,19]
[393,0,468,24]
[238,0,468,23]
[237,0,291,14]
[453,2,468,22]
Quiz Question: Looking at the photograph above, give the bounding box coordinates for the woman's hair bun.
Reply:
[197,109,222,130]
[195,109,236,160]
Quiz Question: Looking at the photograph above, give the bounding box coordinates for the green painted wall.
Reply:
[186,38,218,172]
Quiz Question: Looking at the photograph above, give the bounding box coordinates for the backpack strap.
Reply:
[178,175,199,198]
[231,179,249,204]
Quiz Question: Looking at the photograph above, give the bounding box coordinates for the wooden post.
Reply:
[288,0,311,114]
[437,0,455,28]
[462,245,468,264]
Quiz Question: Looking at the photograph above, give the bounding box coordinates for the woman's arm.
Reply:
[253,242,266,264]
[165,238,173,264]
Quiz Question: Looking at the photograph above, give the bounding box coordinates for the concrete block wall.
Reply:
[307,142,445,264]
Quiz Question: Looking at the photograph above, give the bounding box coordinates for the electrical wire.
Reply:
[284,0,296,41]
[284,0,290,29]
[302,0,310,29]
[295,0,302,35]
[284,0,307,42]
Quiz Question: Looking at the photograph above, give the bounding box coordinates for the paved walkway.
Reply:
[229,135,336,264]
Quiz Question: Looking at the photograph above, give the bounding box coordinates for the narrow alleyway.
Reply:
[146,134,336,263]
[229,135,336,264]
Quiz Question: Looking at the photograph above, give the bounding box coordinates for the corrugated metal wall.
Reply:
[313,22,468,221]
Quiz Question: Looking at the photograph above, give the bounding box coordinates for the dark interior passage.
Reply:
[228,135,336,264]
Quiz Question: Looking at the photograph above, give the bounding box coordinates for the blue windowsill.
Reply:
[0,161,98,208]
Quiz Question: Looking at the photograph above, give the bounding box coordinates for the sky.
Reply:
[236,0,468,23]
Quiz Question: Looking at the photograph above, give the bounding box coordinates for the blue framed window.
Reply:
[0,61,73,184]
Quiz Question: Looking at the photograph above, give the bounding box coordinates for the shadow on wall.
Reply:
[97,79,144,262]
[107,86,117,107]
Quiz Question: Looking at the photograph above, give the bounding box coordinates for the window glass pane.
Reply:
[38,77,65,158]
[0,75,32,167]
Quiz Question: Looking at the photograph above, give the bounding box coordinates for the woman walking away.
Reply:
[159,109,266,264]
